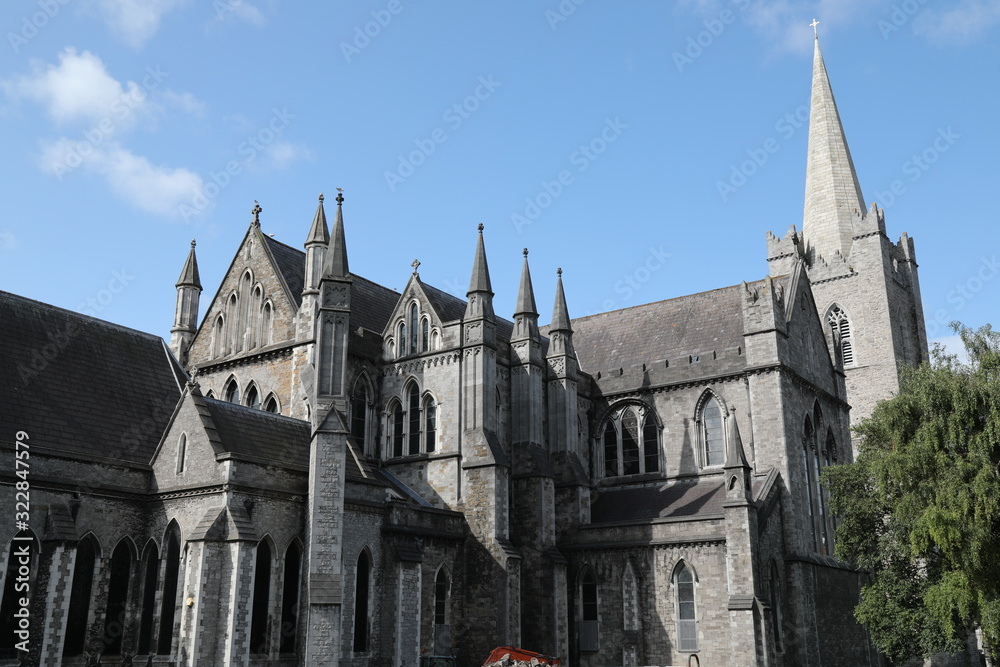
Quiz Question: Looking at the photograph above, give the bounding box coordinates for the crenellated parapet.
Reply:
[766,225,804,277]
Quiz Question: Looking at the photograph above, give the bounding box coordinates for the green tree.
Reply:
[825,323,1000,665]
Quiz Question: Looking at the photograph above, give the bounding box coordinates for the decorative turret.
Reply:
[303,194,329,296]
[169,240,202,366]
[546,268,579,456]
[547,268,575,358]
[802,33,866,265]
[314,190,352,404]
[512,248,539,342]
[723,406,753,502]
[465,223,495,321]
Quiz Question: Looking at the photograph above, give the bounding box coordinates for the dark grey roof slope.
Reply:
[261,234,400,335]
[262,235,306,306]
[590,478,726,523]
[422,282,468,323]
[200,397,310,467]
[350,274,401,335]
[0,291,184,464]
[559,283,748,374]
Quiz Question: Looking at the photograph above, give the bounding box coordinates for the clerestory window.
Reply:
[601,404,661,477]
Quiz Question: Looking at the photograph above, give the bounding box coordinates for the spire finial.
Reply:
[251,201,262,226]
[191,239,196,248]
[478,223,484,233]
[319,193,324,203]
[810,18,820,38]
[523,248,528,257]
[336,187,344,206]
[557,267,563,277]
[411,259,420,275]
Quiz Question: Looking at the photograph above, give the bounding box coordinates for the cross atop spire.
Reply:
[810,18,820,37]
[251,201,262,226]
[411,259,421,275]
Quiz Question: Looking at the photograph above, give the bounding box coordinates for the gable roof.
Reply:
[0,291,184,464]
[199,396,310,467]
[261,234,401,335]
[557,282,757,375]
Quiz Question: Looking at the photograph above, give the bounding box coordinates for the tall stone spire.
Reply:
[324,190,349,278]
[514,249,538,318]
[465,223,494,320]
[550,269,572,339]
[802,34,866,263]
[169,240,202,365]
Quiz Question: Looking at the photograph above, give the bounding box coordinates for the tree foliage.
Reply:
[824,323,1000,664]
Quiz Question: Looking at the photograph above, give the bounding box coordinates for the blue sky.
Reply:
[1,0,997,356]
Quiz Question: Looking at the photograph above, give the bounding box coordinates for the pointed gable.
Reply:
[186,225,305,365]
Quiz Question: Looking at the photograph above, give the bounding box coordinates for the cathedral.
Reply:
[0,37,938,667]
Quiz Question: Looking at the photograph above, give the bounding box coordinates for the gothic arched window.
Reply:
[351,378,371,452]
[104,539,134,655]
[353,550,371,652]
[701,396,725,467]
[601,404,661,477]
[434,567,449,627]
[264,394,279,414]
[421,317,430,352]
[578,567,599,651]
[245,385,260,410]
[280,541,302,654]
[158,524,181,655]
[409,303,419,353]
[424,396,437,453]
[250,540,272,655]
[827,305,855,367]
[675,562,698,652]
[224,378,239,404]
[407,383,421,455]
[770,562,784,653]
[63,535,99,656]
[137,541,159,656]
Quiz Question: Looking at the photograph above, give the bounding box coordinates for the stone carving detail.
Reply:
[323,285,349,308]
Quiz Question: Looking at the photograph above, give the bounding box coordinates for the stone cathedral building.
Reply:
[1,37,936,667]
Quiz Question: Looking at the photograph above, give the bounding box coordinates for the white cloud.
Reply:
[40,138,204,218]
[913,0,1000,45]
[742,0,874,54]
[0,230,19,251]
[95,0,189,48]
[213,0,265,25]
[160,90,205,115]
[11,48,147,126]
[675,0,876,55]
[262,141,311,170]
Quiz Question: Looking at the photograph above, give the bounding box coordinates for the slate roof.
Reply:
[589,478,727,523]
[0,291,184,464]
[200,396,310,467]
[560,283,750,375]
[262,235,306,306]
[262,235,400,335]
